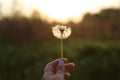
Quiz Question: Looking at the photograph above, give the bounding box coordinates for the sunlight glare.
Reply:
[22,0,119,23]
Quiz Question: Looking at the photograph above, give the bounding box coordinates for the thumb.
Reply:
[56,60,65,75]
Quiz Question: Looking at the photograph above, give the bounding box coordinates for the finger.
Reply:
[44,58,68,74]
[64,73,70,80]
[56,60,65,75]
[49,58,68,67]
[65,63,75,72]
[61,58,68,63]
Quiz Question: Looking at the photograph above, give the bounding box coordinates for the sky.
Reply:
[0,0,120,23]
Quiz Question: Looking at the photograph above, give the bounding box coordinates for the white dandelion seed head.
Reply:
[52,25,71,39]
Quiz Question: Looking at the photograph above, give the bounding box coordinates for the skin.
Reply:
[42,58,75,80]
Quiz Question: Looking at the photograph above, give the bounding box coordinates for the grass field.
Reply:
[0,40,120,80]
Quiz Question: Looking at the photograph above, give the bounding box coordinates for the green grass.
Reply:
[0,40,120,80]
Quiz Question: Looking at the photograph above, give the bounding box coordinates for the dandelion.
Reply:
[52,25,71,58]
[52,25,71,39]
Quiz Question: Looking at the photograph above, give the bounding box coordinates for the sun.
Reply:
[21,0,119,23]
[22,0,87,23]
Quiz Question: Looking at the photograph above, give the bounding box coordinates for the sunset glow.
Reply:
[1,0,120,23]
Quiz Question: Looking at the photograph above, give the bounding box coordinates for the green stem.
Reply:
[60,34,63,58]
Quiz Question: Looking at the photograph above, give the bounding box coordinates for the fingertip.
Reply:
[65,63,75,67]
[58,60,64,68]
[64,73,70,80]
[71,62,75,67]
[61,58,68,63]
[65,63,75,72]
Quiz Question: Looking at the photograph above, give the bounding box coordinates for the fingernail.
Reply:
[58,60,64,68]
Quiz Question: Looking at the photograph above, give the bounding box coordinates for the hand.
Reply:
[42,58,75,80]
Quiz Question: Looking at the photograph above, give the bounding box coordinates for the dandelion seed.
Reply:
[52,25,71,39]
[52,25,72,58]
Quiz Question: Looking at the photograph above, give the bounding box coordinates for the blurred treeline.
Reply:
[70,8,120,41]
[0,11,53,44]
[0,8,120,80]
[0,9,120,43]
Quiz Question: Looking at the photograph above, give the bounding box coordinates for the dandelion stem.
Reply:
[60,34,63,58]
